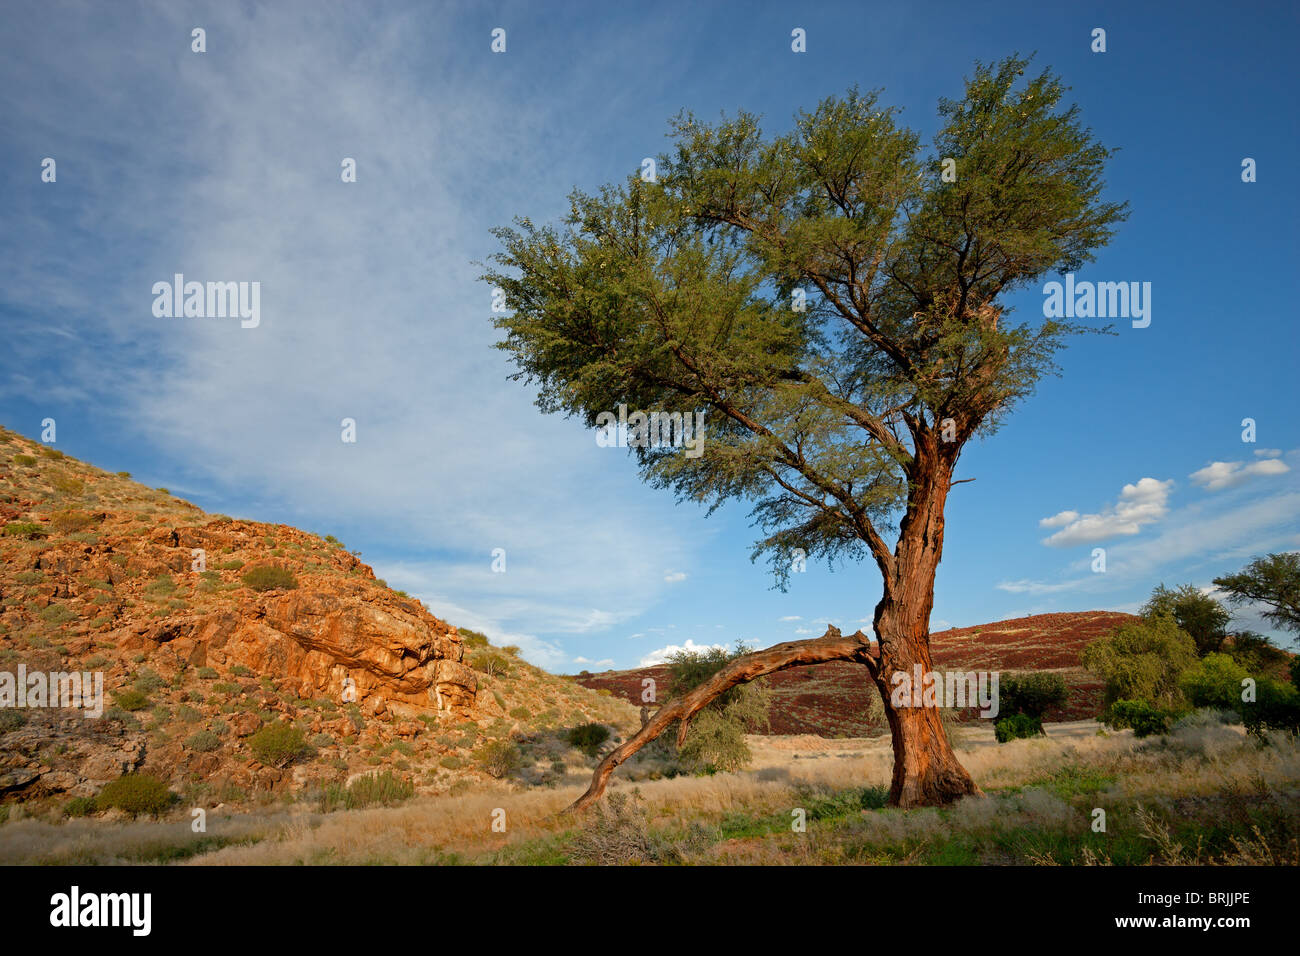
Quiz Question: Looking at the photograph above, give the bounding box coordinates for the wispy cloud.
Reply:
[1040,477,1174,547]
[1190,458,1289,492]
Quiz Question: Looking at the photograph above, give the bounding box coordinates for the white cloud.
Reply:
[1039,510,1079,529]
[573,657,614,669]
[1190,459,1289,491]
[779,615,801,621]
[1040,478,1174,547]
[639,640,729,667]
[663,571,687,584]
[1254,448,1283,458]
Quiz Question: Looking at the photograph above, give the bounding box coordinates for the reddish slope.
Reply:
[570,611,1135,736]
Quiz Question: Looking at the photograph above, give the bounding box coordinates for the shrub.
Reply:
[666,643,771,773]
[476,739,521,778]
[1239,679,1300,737]
[184,730,222,752]
[994,712,1044,743]
[51,476,83,494]
[12,454,37,467]
[241,564,298,592]
[469,650,512,678]
[567,722,611,757]
[248,724,311,767]
[230,665,254,677]
[460,628,490,649]
[111,688,150,711]
[1082,617,1197,709]
[509,705,531,720]
[3,522,47,539]
[1180,653,1251,712]
[95,773,176,817]
[38,603,76,624]
[0,710,27,733]
[143,574,176,598]
[1102,699,1176,738]
[116,471,131,478]
[39,447,63,459]
[439,755,464,770]
[999,672,1069,719]
[196,667,218,680]
[64,796,97,817]
[345,771,414,809]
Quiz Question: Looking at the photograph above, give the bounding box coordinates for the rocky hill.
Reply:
[0,425,638,811]
[571,611,1137,736]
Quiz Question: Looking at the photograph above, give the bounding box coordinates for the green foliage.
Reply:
[12,454,37,467]
[459,628,490,649]
[240,564,298,592]
[248,724,311,767]
[196,666,218,680]
[567,722,611,757]
[1081,617,1197,709]
[1180,653,1251,712]
[50,509,98,533]
[664,644,771,773]
[1142,583,1230,656]
[111,688,150,711]
[143,574,176,598]
[476,739,522,778]
[1214,553,1300,635]
[469,650,512,678]
[999,672,1069,719]
[330,771,415,810]
[1101,699,1176,738]
[184,730,222,752]
[95,773,176,817]
[3,522,47,539]
[64,796,97,817]
[484,55,1127,589]
[1238,679,1300,737]
[0,710,27,733]
[994,712,1044,743]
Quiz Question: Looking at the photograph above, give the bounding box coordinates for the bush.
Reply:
[51,476,83,494]
[241,564,298,592]
[111,688,150,711]
[50,509,98,533]
[994,712,1044,743]
[196,667,218,680]
[3,522,47,539]
[667,643,771,773]
[345,771,414,809]
[999,672,1069,719]
[1082,617,1198,709]
[469,650,512,678]
[0,710,27,733]
[1102,699,1177,738]
[1239,679,1300,737]
[567,722,611,757]
[95,773,175,817]
[460,629,490,649]
[64,796,97,817]
[184,730,222,752]
[476,739,521,778]
[1180,653,1251,712]
[12,454,37,467]
[248,724,311,767]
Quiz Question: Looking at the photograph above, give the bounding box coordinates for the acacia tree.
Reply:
[484,56,1127,808]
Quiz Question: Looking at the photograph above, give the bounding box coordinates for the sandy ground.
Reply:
[745,719,1106,769]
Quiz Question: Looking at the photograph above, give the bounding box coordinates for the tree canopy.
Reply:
[485,55,1128,588]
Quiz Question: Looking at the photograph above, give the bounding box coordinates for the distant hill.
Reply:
[570,611,1137,736]
[0,425,637,810]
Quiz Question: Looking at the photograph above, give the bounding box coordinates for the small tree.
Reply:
[487,55,1127,808]
[1214,553,1300,637]
[1142,583,1229,656]
[1082,617,1197,710]
[666,645,770,773]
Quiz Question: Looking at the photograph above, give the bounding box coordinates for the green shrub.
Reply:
[111,688,150,711]
[248,724,311,767]
[999,672,1069,719]
[667,643,770,773]
[51,476,83,494]
[184,730,222,752]
[1102,699,1177,738]
[567,722,611,757]
[230,665,254,677]
[509,705,531,720]
[1239,679,1300,737]
[215,560,244,571]
[345,771,414,809]
[3,522,47,539]
[241,564,298,592]
[64,795,98,817]
[460,629,490,649]
[1180,653,1251,712]
[994,712,1044,743]
[439,755,464,770]
[12,454,37,467]
[476,739,521,778]
[50,509,98,533]
[1082,617,1197,709]
[38,603,76,625]
[0,710,27,733]
[143,574,176,598]
[469,650,512,678]
[14,571,43,584]
[196,667,218,680]
[95,773,176,817]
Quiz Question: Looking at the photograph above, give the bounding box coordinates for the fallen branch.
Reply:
[564,626,877,813]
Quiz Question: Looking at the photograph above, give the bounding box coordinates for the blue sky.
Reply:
[2,0,1297,670]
